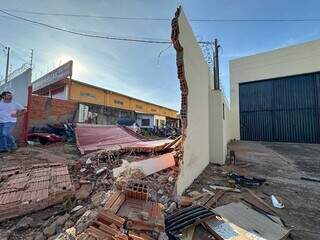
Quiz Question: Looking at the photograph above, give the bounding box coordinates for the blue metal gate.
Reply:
[239,72,320,143]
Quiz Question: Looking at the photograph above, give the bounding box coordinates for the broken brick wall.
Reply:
[172,7,211,195]
[14,95,79,142]
[28,95,79,129]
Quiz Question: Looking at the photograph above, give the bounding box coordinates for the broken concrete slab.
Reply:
[113,153,175,178]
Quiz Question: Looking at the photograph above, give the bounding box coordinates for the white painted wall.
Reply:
[176,9,211,195]
[0,68,31,106]
[209,89,231,164]
[136,113,154,128]
[154,115,166,128]
[230,39,320,140]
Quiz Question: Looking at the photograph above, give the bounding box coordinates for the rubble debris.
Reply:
[178,196,192,207]
[192,225,213,240]
[118,198,165,232]
[78,190,166,239]
[74,209,99,235]
[75,182,93,200]
[229,172,265,188]
[91,191,109,207]
[115,168,145,191]
[211,202,290,240]
[271,195,284,209]
[43,213,70,237]
[95,167,108,176]
[34,232,45,240]
[161,135,182,152]
[125,181,149,201]
[165,205,216,236]
[104,191,126,213]
[209,185,241,193]
[0,163,74,222]
[16,216,35,231]
[187,190,201,198]
[75,124,172,154]
[80,209,128,240]
[241,194,276,216]
[71,205,84,213]
[166,202,177,214]
[247,189,277,215]
[195,190,225,209]
[113,153,176,178]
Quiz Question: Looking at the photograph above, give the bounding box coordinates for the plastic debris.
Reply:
[96,167,108,176]
[271,195,284,208]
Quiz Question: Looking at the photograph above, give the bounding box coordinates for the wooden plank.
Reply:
[204,190,224,208]
[192,192,208,202]
[197,193,212,206]
[209,185,241,193]
[246,189,277,215]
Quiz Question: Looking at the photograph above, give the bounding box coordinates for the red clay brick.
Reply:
[98,210,125,227]
[0,164,74,222]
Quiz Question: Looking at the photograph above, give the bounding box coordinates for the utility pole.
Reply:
[213,39,220,90]
[30,49,34,69]
[5,47,10,83]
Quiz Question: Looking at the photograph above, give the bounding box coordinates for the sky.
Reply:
[1,0,320,111]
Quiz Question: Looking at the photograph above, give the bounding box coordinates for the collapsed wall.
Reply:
[171,7,211,195]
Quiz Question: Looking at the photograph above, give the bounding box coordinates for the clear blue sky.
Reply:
[1,0,320,110]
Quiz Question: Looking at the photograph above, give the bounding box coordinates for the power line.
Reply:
[0,10,211,44]
[3,9,320,22]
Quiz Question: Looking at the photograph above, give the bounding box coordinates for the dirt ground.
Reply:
[187,141,320,240]
[1,141,319,239]
[0,142,79,169]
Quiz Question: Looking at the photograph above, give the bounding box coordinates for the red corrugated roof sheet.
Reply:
[75,124,172,154]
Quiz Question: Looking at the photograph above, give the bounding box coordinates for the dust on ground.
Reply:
[185,141,320,240]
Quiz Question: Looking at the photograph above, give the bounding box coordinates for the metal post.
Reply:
[5,47,10,83]
[213,39,220,90]
[21,85,32,146]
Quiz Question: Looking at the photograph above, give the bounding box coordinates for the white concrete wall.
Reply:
[230,39,320,140]
[0,68,31,106]
[222,96,231,160]
[209,89,231,165]
[176,9,211,195]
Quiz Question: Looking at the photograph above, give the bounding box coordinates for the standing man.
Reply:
[0,91,25,152]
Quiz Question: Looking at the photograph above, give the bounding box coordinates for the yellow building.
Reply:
[32,61,178,127]
[33,78,178,127]
[68,80,178,119]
